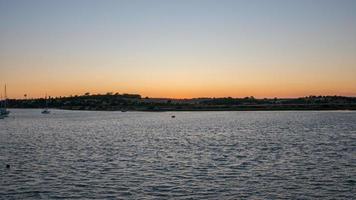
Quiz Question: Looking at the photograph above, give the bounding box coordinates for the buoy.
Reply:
[6,164,10,169]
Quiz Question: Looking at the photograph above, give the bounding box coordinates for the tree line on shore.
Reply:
[5,93,356,111]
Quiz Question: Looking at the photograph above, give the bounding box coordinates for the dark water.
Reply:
[0,109,355,199]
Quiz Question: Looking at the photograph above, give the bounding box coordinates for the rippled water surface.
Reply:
[1,109,355,199]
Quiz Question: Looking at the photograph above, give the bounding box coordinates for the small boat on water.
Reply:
[41,94,51,114]
[0,84,10,118]
[0,110,9,117]
[41,108,50,114]
[0,107,9,117]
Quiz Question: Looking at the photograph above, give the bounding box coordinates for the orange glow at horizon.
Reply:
[4,74,356,99]
[3,55,356,99]
[2,55,356,99]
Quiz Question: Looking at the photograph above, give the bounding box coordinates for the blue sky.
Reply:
[1,0,356,98]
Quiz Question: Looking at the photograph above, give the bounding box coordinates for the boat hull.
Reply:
[41,110,50,114]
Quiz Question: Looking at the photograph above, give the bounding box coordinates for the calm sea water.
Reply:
[0,109,355,199]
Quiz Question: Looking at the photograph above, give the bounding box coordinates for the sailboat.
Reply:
[0,95,4,118]
[0,85,10,117]
[41,94,50,114]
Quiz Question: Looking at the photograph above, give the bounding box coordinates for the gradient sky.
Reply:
[1,0,356,99]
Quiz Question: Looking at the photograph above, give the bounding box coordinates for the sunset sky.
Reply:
[1,0,356,99]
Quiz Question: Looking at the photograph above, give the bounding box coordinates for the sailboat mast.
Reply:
[4,84,6,109]
[46,93,48,108]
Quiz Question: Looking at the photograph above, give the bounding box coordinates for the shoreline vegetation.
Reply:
[6,93,356,111]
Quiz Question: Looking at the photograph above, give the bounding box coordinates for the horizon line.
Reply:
[7,93,356,100]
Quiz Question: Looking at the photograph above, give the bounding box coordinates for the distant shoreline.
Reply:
[6,93,356,112]
[8,106,356,112]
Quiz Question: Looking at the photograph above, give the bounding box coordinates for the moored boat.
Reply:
[0,84,10,118]
[41,94,51,114]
